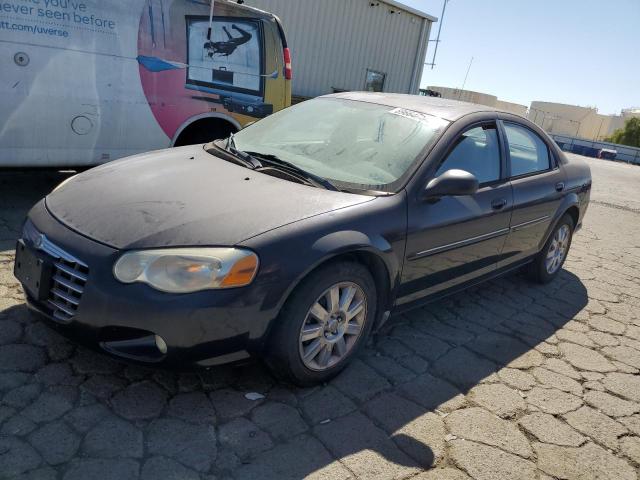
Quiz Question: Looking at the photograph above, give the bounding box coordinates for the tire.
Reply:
[266,261,377,386]
[527,214,575,284]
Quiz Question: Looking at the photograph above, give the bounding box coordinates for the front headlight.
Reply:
[113,248,259,293]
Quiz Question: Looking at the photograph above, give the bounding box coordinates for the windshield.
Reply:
[229,98,449,192]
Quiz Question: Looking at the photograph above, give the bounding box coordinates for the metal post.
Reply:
[429,0,449,69]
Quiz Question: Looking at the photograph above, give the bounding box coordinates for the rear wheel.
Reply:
[266,262,376,386]
[527,214,574,284]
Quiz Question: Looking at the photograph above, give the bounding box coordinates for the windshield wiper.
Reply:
[206,136,262,170]
[245,151,339,191]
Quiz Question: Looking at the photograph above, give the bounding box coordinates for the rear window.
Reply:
[504,123,551,177]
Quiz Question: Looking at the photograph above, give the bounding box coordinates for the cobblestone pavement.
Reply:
[1,156,639,480]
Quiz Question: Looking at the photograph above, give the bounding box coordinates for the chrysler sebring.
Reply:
[15,93,591,385]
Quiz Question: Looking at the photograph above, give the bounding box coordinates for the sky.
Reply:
[401,0,639,115]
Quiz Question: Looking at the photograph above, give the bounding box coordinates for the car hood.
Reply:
[46,146,373,249]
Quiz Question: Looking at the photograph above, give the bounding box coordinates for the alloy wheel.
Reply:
[545,224,570,274]
[298,282,367,371]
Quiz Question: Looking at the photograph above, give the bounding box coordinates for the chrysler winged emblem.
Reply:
[34,233,45,250]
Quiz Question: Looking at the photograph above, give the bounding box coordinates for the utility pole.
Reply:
[458,56,474,98]
[428,0,450,69]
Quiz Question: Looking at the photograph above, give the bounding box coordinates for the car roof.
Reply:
[324,92,502,122]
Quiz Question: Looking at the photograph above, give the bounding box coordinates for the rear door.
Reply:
[398,120,513,306]
[499,120,567,266]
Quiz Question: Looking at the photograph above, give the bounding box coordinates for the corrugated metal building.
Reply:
[243,0,437,98]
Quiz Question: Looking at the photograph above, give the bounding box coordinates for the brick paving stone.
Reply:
[588,316,626,335]
[22,392,73,423]
[0,435,42,477]
[556,328,596,347]
[449,440,537,480]
[218,417,273,461]
[251,402,308,440]
[111,381,168,420]
[563,406,628,449]
[534,442,636,480]
[398,373,466,413]
[314,411,420,479]
[525,387,583,414]
[602,345,640,369]
[64,403,109,433]
[81,375,127,400]
[146,418,217,472]
[620,415,640,436]
[209,387,263,421]
[21,466,58,480]
[0,372,30,392]
[2,414,37,436]
[82,416,143,459]
[364,392,445,467]
[233,434,352,480]
[300,385,356,424]
[530,367,583,396]
[0,344,46,372]
[496,368,537,391]
[331,359,390,402]
[543,357,582,380]
[167,392,216,424]
[559,342,616,372]
[619,436,640,464]
[62,458,139,480]
[584,390,640,417]
[411,468,471,480]
[467,383,525,418]
[0,319,22,345]
[518,412,586,446]
[362,353,416,385]
[3,383,41,408]
[430,346,497,391]
[140,456,200,480]
[446,407,532,457]
[602,372,640,402]
[467,332,542,368]
[29,421,80,465]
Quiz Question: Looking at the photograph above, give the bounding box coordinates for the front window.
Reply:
[436,125,501,184]
[229,98,448,191]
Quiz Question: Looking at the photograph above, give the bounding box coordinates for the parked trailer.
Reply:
[0,0,291,167]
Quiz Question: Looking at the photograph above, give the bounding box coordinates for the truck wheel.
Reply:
[527,214,574,284]
[267,261,377,386]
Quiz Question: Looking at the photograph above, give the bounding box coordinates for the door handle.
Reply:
[555,182,565,192]
[491,198,507,210]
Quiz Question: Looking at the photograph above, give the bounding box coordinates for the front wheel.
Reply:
[266,262,377,386]
[527,214,574,284]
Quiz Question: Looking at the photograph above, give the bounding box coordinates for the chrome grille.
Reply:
[23,220,89,323]
[48,257,88,322]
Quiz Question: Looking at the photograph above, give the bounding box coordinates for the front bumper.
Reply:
[19,200,278,367]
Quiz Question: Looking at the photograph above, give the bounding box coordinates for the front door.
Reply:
[398,122,513,306]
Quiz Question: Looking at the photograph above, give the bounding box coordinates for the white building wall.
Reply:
[244,0,434,97]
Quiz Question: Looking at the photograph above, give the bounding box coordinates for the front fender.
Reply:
[241,194,408,343]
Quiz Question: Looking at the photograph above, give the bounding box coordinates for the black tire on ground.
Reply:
[266,261,377,386]
[527,213,575,284]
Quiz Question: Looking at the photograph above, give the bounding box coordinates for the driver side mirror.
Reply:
[423,169,479,201]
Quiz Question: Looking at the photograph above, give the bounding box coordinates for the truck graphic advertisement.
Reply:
[0,0,290,166]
